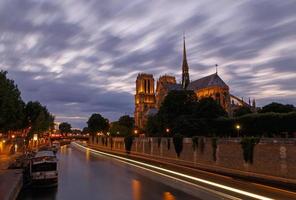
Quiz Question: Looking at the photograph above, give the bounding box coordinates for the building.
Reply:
[134,74,156,129]
[134,37,255,129]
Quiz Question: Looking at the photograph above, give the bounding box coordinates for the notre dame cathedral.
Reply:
[134,38,256,129]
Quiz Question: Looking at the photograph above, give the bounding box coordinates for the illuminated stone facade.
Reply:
[134,38,253,129]
[188,73,231,113]
[134,74,156,129]
[155,75,181,109]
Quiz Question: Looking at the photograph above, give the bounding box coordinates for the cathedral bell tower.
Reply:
[181,36,190,89]
[134,74,156,129]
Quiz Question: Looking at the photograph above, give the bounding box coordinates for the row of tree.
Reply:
[0,71,54,138]
[145,90,296,137]
[58,90,296,139]
[59,113,135,139]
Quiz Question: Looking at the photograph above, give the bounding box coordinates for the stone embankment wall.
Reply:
[89,137,296,181]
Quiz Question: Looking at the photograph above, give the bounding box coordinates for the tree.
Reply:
[158,90,198,130]
[87,113,109,138]
[71,129,81,135]
[124,135,134,154]
[59,122,72,136]
[118,115,134,129]
[173,133,184,157]
[145,115,161,137]
[194,97,227,119]
[172,115,208,137]
[260,102,295,113]
[25,101,54,138]
[0,71,26,132]
[109,121,130,136]
[233,106,252,117]
[82,127,90,135]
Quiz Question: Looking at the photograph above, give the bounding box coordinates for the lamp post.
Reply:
[236,124,241,137]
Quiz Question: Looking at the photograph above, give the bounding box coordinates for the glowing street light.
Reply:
[134,129,138,135]
[11,134,15,139]
[165,128,170,134]
[33,134,38,141]
[236,124,241,137]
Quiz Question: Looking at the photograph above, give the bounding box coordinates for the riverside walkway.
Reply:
[0,154,23,200]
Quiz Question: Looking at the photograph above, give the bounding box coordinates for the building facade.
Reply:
[134,74,156,129]
[134,38,254,129]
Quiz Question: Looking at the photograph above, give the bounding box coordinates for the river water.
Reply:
[18,145,199,200]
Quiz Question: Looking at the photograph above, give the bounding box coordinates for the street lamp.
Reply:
[165,128,170,134]
[33,134,38,141]
[134,129,138,135]
[236,124,241,137]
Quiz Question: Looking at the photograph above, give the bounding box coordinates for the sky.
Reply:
[1,0,296,128]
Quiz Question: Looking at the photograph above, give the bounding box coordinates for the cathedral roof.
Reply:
[163,83,183,91]
[188,73,229,90]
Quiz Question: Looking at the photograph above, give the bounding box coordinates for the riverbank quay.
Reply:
[73,142,296,200]
[88,137,296,187]
[0,154,23,200]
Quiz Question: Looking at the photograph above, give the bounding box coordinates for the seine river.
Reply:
[18,145,199,200]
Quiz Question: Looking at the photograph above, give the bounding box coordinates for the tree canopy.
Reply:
[25,101,54,137]
[157,90,198,130]
[0,71,54,137]
[233,106,252,117]
[259,102,295,113]
[87,113,109,135]
[82,127,90,134]
[59,122,72,135]
[147,90,228,137]
[194,97,227,119]
[0,71,26,132]
[145,115,160,137]
[109,115,134,136]
[118,115,134,129]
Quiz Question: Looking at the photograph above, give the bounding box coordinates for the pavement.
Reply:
[74,142,296,200]
[0,154,23,200]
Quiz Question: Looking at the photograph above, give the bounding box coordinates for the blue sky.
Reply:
[1,0,296,128]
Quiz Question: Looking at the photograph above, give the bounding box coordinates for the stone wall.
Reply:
[89,136,296,180]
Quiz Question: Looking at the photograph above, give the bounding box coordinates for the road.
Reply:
[18,145,199,200]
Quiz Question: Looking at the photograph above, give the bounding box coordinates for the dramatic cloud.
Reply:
[1,0,295,127]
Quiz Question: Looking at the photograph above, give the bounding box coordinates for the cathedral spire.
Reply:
[181,35,190,89]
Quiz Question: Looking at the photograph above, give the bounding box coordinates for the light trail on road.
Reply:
[72,142,274,200]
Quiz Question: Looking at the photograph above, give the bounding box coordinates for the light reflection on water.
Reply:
[132,179,141,200]
[18,145,199,200]
[85,149,90,162]
[163,192,176,200]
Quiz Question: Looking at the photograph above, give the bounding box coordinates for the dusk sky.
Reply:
[1,0,296,128]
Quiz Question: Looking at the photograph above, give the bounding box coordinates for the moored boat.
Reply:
[52,141,60,154]
[30,150,58,187]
